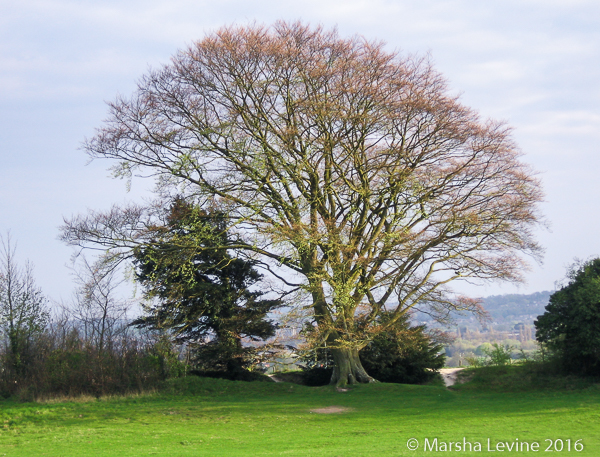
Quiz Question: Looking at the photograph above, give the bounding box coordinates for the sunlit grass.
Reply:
[1,370,599,456]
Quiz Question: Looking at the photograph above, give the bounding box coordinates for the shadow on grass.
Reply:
[452,363,600,393]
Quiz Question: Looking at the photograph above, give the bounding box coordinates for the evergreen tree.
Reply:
[132,199,282,374]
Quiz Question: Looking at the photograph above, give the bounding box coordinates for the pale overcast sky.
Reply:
[1,0,599,303]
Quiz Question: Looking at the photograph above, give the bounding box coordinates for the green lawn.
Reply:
[1,369,599,456]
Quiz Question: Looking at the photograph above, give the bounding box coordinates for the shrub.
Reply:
[482,343,514,366]
[299,366,334,386]
[359,314,445,384]
[0,318,184,400]
[299,313,445,385]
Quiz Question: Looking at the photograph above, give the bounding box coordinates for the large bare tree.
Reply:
[62,22,543,386]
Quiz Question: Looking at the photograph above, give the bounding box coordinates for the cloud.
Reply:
[1,0,599,299]
[523,110,600,139]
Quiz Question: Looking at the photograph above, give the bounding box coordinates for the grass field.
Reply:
[1,366,599,456]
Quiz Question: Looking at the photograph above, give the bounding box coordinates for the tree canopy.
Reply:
[535,258,600,375]
[62,21,543,386]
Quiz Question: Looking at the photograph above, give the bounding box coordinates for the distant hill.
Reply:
[481,291,552,324]
[412,291,553,331]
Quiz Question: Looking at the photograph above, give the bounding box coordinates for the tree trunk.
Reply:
[329,347,377,387]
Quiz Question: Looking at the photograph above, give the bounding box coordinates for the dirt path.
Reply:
[439,368,465,387]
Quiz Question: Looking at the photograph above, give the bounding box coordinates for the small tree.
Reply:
[535,258,600,375]
[131,199,282,374]
[68,256,131,353]
[0,234,49,375]
[481,343,514,366]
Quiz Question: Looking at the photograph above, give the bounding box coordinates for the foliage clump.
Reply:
[535,258,600,376]
[465,343,517,367]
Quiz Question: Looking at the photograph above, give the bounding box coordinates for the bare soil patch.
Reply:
[310,406,354,414]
